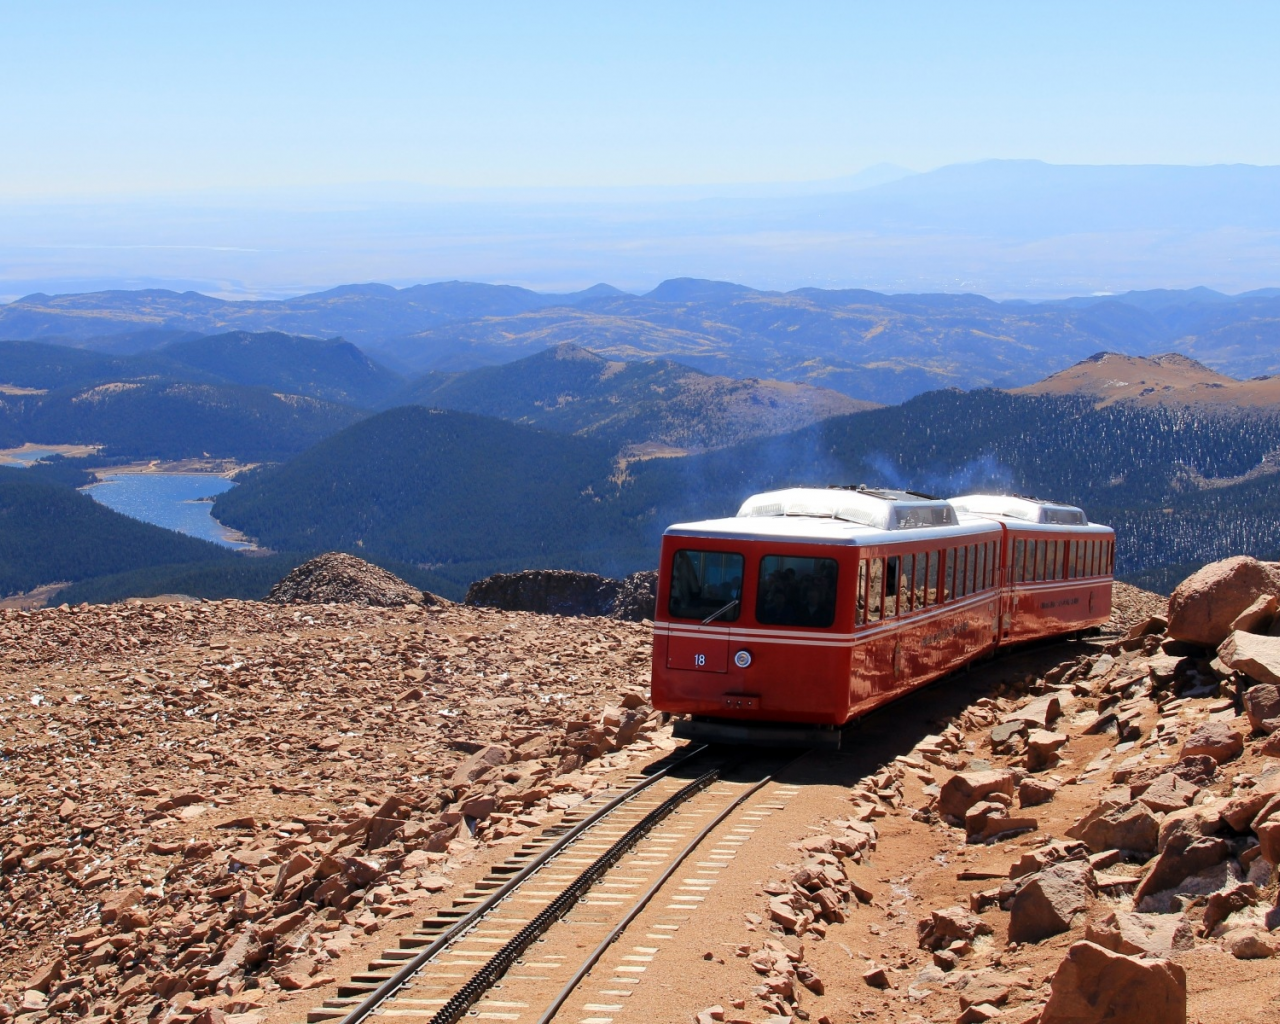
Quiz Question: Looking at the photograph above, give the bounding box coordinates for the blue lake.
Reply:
[82,473,252,549]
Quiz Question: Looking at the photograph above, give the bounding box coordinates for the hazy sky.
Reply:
[3,1,1278,198]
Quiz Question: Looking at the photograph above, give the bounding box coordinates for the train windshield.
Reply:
[756,555,838,628]
[668,550,744,621]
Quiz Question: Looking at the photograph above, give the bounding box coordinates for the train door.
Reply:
[664,547,744,673]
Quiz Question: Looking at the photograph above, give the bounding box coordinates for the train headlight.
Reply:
[734,649,752,669]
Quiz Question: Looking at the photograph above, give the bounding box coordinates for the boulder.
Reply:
[1241,681,1280,734]
[1019,776,1060,808]
[1040,941,1186,1024]
[1085,909,1194,957]
[1219,632,1280,690]
[1230,594,1279,634]
[1008,861,1094,944]
[1134,835,1230,902]
[1180,722,1244,764]
[1167,556,1280,648]
[1222,928,1280,959]
[1068,801,1160,855]
[938,770,1018,821]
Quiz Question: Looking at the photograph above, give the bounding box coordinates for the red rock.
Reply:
[1135,836,1230,901]
[1085,909,1193,957]
[863,966,891,989]
[938,770,1018,821]
[1167,556,1280,648]
[1064,798,1167,855]
[1180,721,1244,763]
[1042,943,1187,1023]
[1230,594,1279,634]
[1008,861,1094,944]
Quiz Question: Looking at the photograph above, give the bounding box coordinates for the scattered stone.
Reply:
[1040,940,1186,1024]
[1219,631,1280,691]
[1136,772,1199,814]
[917,906,993,951]
[1026,730,1068,771]
[938,770,1018,821]
[1240,680,1280,733]
[1085,909,1194,957]
[1019,776,1059,808]
[1007,861,1094,944]
[1134,835,1230,902]
[1068,800,1160,855]
[1222,928,1280,959]
[1180,721,1244,764]
[863,966,891,989]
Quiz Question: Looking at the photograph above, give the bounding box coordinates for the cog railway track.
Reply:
[303,744,807,1024]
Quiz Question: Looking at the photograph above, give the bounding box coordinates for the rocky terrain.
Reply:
[8,558,1280,1024]
[679,558,1280,1024]
[0,589,667,1023]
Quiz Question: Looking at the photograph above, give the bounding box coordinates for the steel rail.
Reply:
[534,770,775,1024]
[332,743,709,1024]
[424,767,721,1024]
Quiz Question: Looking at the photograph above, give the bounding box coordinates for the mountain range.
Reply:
[6,278,1280,404]
[7,161,1280,298]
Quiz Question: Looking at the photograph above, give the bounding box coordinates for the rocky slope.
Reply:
[0,596,666,1023]
[9,563,1280,1024]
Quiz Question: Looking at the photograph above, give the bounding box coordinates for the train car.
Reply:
[950,494,1115,645]
[650,486,1114,747]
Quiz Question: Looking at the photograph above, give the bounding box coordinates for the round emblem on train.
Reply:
[734,649,752,668]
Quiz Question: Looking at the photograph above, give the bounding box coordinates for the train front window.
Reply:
[757,555,839,628]
[668,549,744,621]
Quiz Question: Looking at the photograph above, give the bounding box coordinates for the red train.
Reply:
[650,487,1114,746]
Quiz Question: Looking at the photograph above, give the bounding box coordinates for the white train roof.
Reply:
[664,487,1000,545]
[950,493,1090,526]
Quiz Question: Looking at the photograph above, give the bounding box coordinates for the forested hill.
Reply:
[211,388,1280,594]
[0,467,229,596]
[396,343,872,452]
[7,279,1280,405]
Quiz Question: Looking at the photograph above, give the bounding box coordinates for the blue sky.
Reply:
[3,1,1278,198]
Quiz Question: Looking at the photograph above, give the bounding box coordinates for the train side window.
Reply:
[669,549,744,621]
[1034,540,1046,582]
[944,548,957,601]
[974,544,986,592]
[867,558,883,621]
[1048,540,1060,580]
[902,553,915,612]
[1088,540,1097,577]
[914,553,927,609]
[966,544,977,594]
[757,554,839,627]
[986,541,995,588]
[884,556,900,617]
[1067,540,1076,579]
[1013,539,1025,583]
[1107,541,1115,574]
[927,550,939,604]
[856,562,867,626]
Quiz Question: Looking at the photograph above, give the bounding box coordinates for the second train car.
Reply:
[650,486,1114,746]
